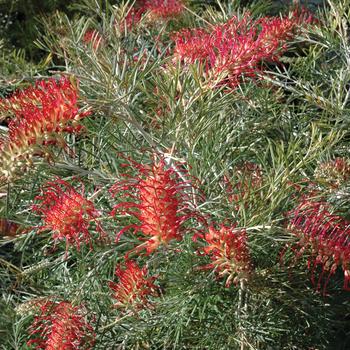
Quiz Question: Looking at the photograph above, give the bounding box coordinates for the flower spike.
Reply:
[198,224,253,287]
[0,76,89,180]
[173,10,314,88]
[288,197,350,293]
[27,301,95,350]
[109,260,158,311]
[110,155,197,255]
[33,179,104,252]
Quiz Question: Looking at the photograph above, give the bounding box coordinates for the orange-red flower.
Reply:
[0,77,89,179]
[27,301,94,350]
[198,225,252,287]
[109,260,158,310]
[288,198,350,292]
[33,179,103,251]
[111,157,192,255]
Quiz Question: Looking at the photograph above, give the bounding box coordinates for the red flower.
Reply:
[288,198,350,292]
[143,0,184,19]
[123,7,145,28]
[110,157,192,255]
[173,10,313,88]
[0,77,89,179]
[109,260,158,310]
[198,224,252,287]
[33,179,103,252]
[27,301,95,350]
[2,76,88,146]
[121,0,184,28]
[83,29,104,50]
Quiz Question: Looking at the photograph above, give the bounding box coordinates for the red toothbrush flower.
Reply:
[2,76,88,146]
[288,198,350,293]
[0,76,89,179]
[33,179,104,252]
[198,224,253,287]
[83,29,104,50]
[110,156,194,255]
[173,10,313,88]
[27,301,95,350]
[109,260,158,310]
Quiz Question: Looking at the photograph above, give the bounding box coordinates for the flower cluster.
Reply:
[110,157,191,255]
[314,157,350,189]
[110,154,253,288]
[173,10,313,88]
[288,198,350,292]
[0,76,89,179]
[109,260,158,310]
[198,225,252,287]
[33,179,103,252]
[27,301,95,350]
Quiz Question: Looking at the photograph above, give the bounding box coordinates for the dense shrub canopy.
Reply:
[1,1,350,349]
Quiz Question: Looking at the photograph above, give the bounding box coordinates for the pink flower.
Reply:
[33,179,104,252]
[143,0,184,19]
[27,301,95,350]
[121,0,184,28]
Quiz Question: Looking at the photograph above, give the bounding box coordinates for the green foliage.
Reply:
[1,1,350,349]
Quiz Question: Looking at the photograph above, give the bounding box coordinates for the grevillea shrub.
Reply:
[2,1,350,349]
